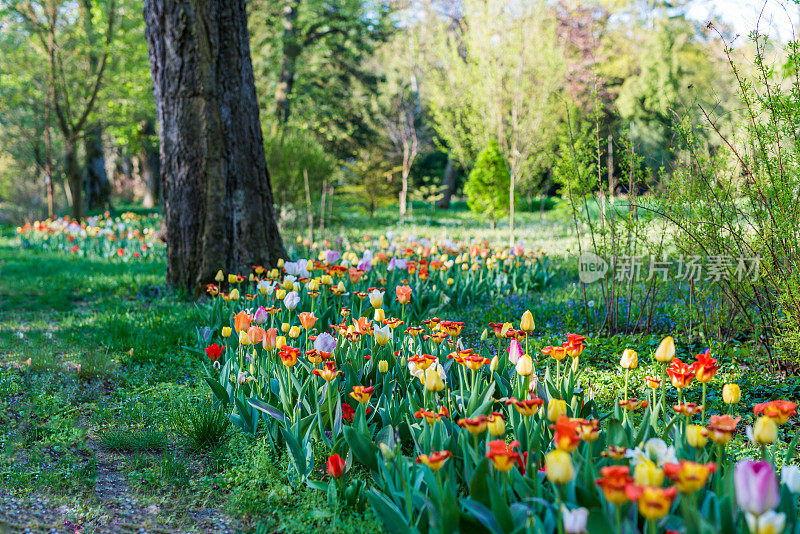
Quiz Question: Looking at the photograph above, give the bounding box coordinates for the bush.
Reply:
[264,126,336,210]
[463,140,510,227]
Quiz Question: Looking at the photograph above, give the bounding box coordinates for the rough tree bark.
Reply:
[143,0,287,291]
[437,156,457,209]
[85,124,112,211]
[139,119,161,208]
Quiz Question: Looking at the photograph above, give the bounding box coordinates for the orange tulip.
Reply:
[233,310,252,333]
[753,400,798,425]
[691,349,719,383]
[395,285,412,305]
[551,415,581,452]
[486,440,522,472]
[416,450,451,471]
[299,312,317,330]
[596,465,634,505]
[667,358,695,389]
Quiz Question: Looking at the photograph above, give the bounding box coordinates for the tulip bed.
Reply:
[16,212,163,260]
[195,236,800,534]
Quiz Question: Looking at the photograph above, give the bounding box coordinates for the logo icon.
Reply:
[579,252,608,284]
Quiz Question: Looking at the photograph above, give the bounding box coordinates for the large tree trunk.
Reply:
[85,124,111,211]
[65,138,84,220]
[143,0,286,291]
[140,119,161,208]
[275,0,301,124]
[437,156,457,209]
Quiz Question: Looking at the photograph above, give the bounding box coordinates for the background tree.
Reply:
[143,0,286,290]
[424,0,565,242]
[3,0,117,220]
[463,140,510,228]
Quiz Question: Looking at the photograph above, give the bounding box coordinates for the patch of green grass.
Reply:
[171,397,231,451]
[99,429,168,452]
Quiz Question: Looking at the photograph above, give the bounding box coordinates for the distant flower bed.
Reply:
[16,212,164,260]
[196,234,800,534]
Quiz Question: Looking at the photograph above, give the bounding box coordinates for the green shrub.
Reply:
[463,140,510,227]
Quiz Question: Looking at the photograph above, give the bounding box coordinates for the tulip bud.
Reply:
[520,310,535,332]
[374,308,386,322]
[686,424,708,448]
[722,383,741,404]
[379,442,395,460]
[487,414,506,437]
[378,360,389,373]
[480,328,488,341]
[515,354,533,376]
[545,449,575,484]
[753,416,778,444]
[289,325,301,339]
[229,288,240,300]
[277,258,284,268]
[634,460,664,486]
[214,270,224,282]
[276,336,287,349]
[654,336,675,362]
[424,367,445,392]
[620,349,638,369]
[222,326,232,338]
[490,355,499,373]
[547,398,567,422]
[238,330,251,346]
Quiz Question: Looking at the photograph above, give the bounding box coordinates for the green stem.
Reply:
[701,382,707,425]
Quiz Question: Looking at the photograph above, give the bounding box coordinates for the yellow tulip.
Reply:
[686,424,708,449]
[374,308,386,322]
[221,327,232,338]
[520,310,535,332]
[227,273,238,284]
[238,330,251,346]
[288,325,301,339]
[214,270,224,282]
[275,288,286,300]
[378,360,389,373]
[276,336,287,349]
[620,349,638,369]
[545,450,574,484]
[281,322,290,333]
[654,336,675,363]
[547,398,567,422]
[424,367,445,392]
[633,460,664,487]
[229,288,239,300]
[722,383,741,404]
[515,354,533,376]
[754,416,778,444]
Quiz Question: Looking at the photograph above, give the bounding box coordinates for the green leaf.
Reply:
[204,377,230,407]
[343,425,380,472]
[247,397,287,422]
[366,489,413,534]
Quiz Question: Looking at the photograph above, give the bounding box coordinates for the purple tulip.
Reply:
[253,306,268,325]
[735,460,780,515]
[325,250,340,264]
[508,339,523,364]
[314,332,337,354]
[357,259,372,272]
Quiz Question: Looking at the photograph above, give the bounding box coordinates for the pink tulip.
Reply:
[253,306,268,325]
[508,339,523,365]
[735,460,780,515]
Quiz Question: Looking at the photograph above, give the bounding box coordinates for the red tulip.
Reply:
[327,454,346,479]
[205,343,225,362]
